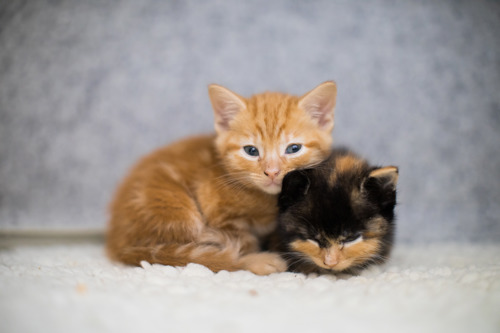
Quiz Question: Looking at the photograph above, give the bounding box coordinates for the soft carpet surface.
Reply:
[1,243,499,333]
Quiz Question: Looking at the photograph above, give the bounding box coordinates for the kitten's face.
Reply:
[209,82,336,194]
[278,151,398,273]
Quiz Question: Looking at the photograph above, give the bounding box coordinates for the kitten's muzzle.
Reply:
[324,252,339,267]
[263,168,281,180]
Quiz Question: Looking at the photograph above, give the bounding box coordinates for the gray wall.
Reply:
[1,0,499,243]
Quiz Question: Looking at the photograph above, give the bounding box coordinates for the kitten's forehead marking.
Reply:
[246,92,295,139]
[328,155,365,186]
[350,187,365,216]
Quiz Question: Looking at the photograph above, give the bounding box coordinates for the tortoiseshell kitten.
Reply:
[269,148,398,275]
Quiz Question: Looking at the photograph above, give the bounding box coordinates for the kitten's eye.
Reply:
[343,233,362,245]
[307,239,319,247]
[285,144,302,154]
[243,146,259,157]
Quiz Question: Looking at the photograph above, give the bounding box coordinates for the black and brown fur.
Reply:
[268,148,398,275]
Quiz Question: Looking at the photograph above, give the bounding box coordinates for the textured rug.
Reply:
[1,243,499,333]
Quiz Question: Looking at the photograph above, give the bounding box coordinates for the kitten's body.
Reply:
[270,148,398,275]
[107,82,337,275]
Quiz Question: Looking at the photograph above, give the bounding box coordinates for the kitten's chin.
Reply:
[260,183,282,195]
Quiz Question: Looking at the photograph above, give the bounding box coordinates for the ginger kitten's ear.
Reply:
[208,84,247,132]
[298,81,337,132]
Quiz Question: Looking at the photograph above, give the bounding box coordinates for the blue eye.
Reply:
[285,144,302,154]
[243,146,259,157]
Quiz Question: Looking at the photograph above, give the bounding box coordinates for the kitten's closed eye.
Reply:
[307,239,319,247]
[306,234,362,248]
[342,234,362,246]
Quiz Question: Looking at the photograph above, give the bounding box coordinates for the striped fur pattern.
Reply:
[106,82,337,275]
[270,148,398,275]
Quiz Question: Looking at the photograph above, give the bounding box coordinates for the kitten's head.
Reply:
[277,150,398,273]
[208,82,336,194]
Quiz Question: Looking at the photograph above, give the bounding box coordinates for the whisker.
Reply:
[278,251,314,269]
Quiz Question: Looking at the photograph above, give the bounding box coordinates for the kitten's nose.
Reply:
[264,168,280,180]
[324,253,338,267]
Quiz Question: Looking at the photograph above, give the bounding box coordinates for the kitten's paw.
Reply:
[238,252,287,275]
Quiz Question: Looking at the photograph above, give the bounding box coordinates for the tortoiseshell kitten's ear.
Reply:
[278,170,311,211]
[363,166,399,216]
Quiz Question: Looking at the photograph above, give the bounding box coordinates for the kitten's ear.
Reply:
[298,81,337,132]
[368,166,399,189]
[278,170,311,210]
[362,166,399,208]
[208,84,247,132]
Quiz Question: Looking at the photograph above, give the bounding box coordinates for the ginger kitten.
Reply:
[270,148,398,275]
[106,81,337,275]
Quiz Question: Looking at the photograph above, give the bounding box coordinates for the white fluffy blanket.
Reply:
[1,243,499,333]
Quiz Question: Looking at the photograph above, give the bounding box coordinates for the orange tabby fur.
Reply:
[106,81,337,275]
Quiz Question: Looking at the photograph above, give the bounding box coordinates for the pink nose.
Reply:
[264,168,280,180]
[324,253,338,267]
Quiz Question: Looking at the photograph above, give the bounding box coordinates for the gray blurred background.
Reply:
[1,0,499,243]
